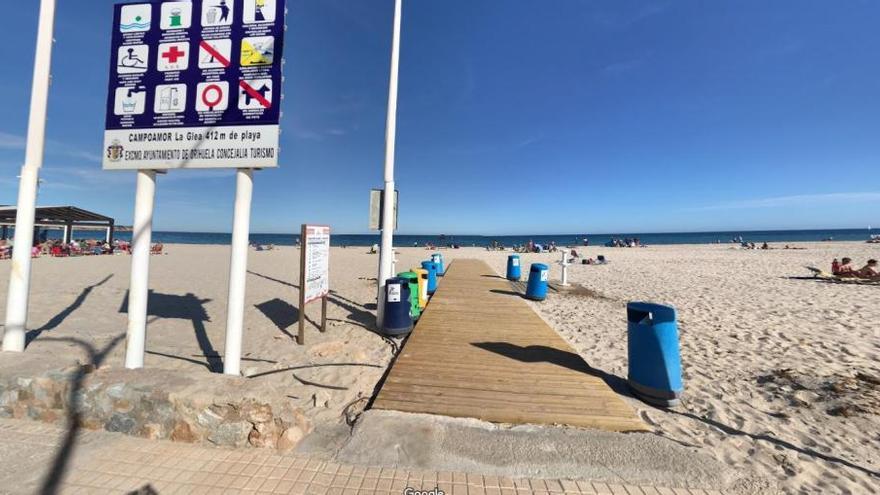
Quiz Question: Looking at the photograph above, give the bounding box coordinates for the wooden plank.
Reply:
[372,259,645,432]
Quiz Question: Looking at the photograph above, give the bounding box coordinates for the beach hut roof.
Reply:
[0,205,114,227]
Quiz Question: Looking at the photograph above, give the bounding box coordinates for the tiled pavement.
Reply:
[0,419,723,495]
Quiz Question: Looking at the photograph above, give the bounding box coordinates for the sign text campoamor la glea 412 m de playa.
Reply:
[103,0,286,169]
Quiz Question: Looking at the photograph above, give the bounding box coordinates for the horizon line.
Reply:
[140,226,876,237]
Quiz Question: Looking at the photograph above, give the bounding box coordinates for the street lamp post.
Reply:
[376,0,403,329]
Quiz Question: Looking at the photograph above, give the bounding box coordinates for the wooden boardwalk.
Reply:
[372,259,646,431]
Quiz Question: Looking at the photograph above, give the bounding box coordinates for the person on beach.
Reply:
[857,259,879,279]
[836,258,857,277]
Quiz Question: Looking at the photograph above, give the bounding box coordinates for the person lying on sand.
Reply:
[857,259,879,279]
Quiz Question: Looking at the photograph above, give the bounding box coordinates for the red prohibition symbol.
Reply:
[201,84,224,111]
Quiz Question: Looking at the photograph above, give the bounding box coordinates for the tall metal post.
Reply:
[124,170,157,368]
[223,169,254,376]
[3,0,57,352]
[376,0,403,329]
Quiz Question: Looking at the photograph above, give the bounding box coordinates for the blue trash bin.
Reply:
[382,277,413,335]
[525,263,549,300]
[431,253,445,277]
[421,261,439,295]
[506,255,521,281]
[626,302,683,407]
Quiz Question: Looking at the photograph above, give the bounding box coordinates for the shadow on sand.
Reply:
[119,291,221,372]
[25,274,114,346]
[474,341,880,480]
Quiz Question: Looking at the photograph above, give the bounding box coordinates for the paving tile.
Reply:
[376,478,394,491]
[313,473,334,486]
[545,480,564,493]
[468,485,487,495]
[260,478,282,492]
[530,479,548,491]
[467,473,484,487]
[298,469,318,483]
[513,478,531,490]
[275,479,295,493]
[345,476,364,489]
[331,475,350,488]
[499,478,516,490]
[559,480,579,493]
[575,481,597,495]
[307,483,329,495]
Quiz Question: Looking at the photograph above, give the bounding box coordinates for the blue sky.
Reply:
[1,0,878,234]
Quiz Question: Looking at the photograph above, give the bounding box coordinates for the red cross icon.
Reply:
[162,45,186,64]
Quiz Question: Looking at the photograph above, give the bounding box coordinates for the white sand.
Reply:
[1,241,878,493]
[487,242,880,494]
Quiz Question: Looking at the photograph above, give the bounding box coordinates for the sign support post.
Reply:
[223,168,254,376]
[376,0,403,330]
[124,170,157,368]
[104,0,287,368]
[3,0,57,353]
[298,224,307,345]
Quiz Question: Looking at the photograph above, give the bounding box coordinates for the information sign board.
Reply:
[302,225,330,304]
[103,0,286,169]
[297,224,329,345]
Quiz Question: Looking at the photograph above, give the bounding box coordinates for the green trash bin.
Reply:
[397,271,421,321]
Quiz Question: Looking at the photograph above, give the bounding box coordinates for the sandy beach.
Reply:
[0,241,878,493]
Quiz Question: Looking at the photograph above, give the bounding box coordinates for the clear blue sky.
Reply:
[1,1,878,234]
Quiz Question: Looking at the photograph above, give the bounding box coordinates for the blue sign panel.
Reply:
[103,0,286,169]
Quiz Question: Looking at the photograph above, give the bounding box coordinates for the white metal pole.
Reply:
[376,0,403,329]
[2,0,57,353]
[223,169,254,376]
[124,170,157,369]
[560,251,570,286]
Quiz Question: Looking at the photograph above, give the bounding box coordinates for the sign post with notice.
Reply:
[298,225,331,345]
[104,0,287,376]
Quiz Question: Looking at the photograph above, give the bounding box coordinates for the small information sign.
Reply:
[298,224,330,344]
[302,225,330,304]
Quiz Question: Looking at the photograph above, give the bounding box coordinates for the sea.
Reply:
[28,228,875,247]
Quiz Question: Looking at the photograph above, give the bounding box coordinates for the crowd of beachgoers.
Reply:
[0,237,164,259]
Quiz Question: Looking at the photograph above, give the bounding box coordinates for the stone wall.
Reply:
[0,363,312,451]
